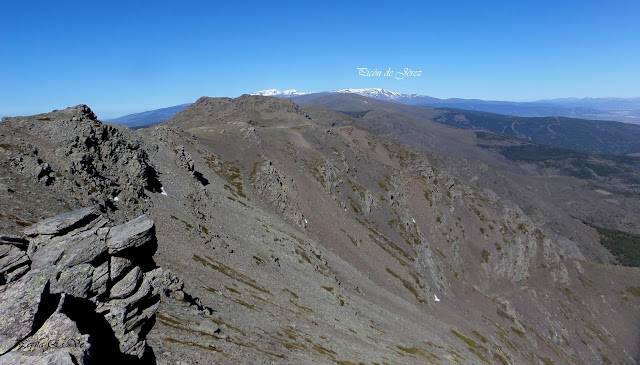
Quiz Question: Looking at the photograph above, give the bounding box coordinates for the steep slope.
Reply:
[298,93,640,235]
[1,98,639,364]
[142,95,639,364]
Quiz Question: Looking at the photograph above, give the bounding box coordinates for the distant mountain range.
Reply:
[260,88,640,124]
[106,103,191,129]
[290,92,640,156]
[106,88,640,129]
[251,89,312,97]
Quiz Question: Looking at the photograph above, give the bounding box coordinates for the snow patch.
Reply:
[434,294,440,302]
[160,187,168,196]
[113,196,120,202]
[332,88,424,101]
[251,89,313,97]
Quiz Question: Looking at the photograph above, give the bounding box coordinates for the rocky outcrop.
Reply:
[0,207,162,364]
[58,113,161,211]
[251,160,306,227]
[173,145,195,172]
[0,235,30,284]
[2,105,161,218]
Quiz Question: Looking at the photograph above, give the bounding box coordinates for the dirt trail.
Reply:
[546,116,561,135]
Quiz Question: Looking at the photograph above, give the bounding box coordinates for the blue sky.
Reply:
[2,0,639,118]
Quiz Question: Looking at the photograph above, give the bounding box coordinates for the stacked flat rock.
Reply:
[0,207,163,364]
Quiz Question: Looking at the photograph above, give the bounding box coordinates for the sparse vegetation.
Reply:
[627,287,640,297]
[586,223,640,267]
[481,250,490,263]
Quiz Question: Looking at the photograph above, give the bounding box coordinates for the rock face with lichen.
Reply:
[0,207,162,364]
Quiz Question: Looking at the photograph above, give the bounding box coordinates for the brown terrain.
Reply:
[0,95,639,364]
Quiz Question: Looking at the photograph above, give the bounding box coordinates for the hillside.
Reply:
[435,108,640,155]
[1,97,639,364]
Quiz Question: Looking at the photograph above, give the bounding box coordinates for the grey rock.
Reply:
[125,296,161,333]
[0,271,49,355]
[0,183,13,193]
[197,321,221,336]
[50,264,94,298]
[110,266,142,299]
[175,145,195,172]
[104,268,162,358]
[162,269,185,293]
[0,235,27,249]
[0,245,30,284]
[57,227,108,268]
[106,215,154,254]
[0,350,78,365]
[24,207,96,237]
[109,256,134,282]
[2,310,90,364]
[91,261,109,298]
[30,226,107,270]
[28,241,65,269]
[1,208,164,362]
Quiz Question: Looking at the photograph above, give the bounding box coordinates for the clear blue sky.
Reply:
[2,0,639,118]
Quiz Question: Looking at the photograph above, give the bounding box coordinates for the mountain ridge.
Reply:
[264,88,640,124]
[102,88,640,130]
[1,96,639,363]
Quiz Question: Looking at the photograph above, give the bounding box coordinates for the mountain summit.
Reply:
[251,88,430,102]
[333,88,426,100]
[251,89,312,97]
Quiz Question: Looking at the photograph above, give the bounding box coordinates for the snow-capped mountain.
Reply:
[251,88,437,103]
[246,88,640,124]
[251,89,312,97]
[331,88,444,105]
[333,88,420,100]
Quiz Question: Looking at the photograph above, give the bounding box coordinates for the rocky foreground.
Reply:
[0,207,163,364]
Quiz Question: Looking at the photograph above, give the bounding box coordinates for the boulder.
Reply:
[2,310,90,364]
[91,261,109,298]
[109,256,134,281]
[0,271,49,355]
[0,235,28,249]
[104,268,163,357]
[106,215,154,254]
[24,207,97,237]
[0,208,163,363]
[0,245,30,284]
[109,266,142,299]
[30,226,108,269]
[50,264,94,298]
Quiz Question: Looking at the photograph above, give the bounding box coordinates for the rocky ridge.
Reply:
[0,105,160,233]
[1,97,639,364]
